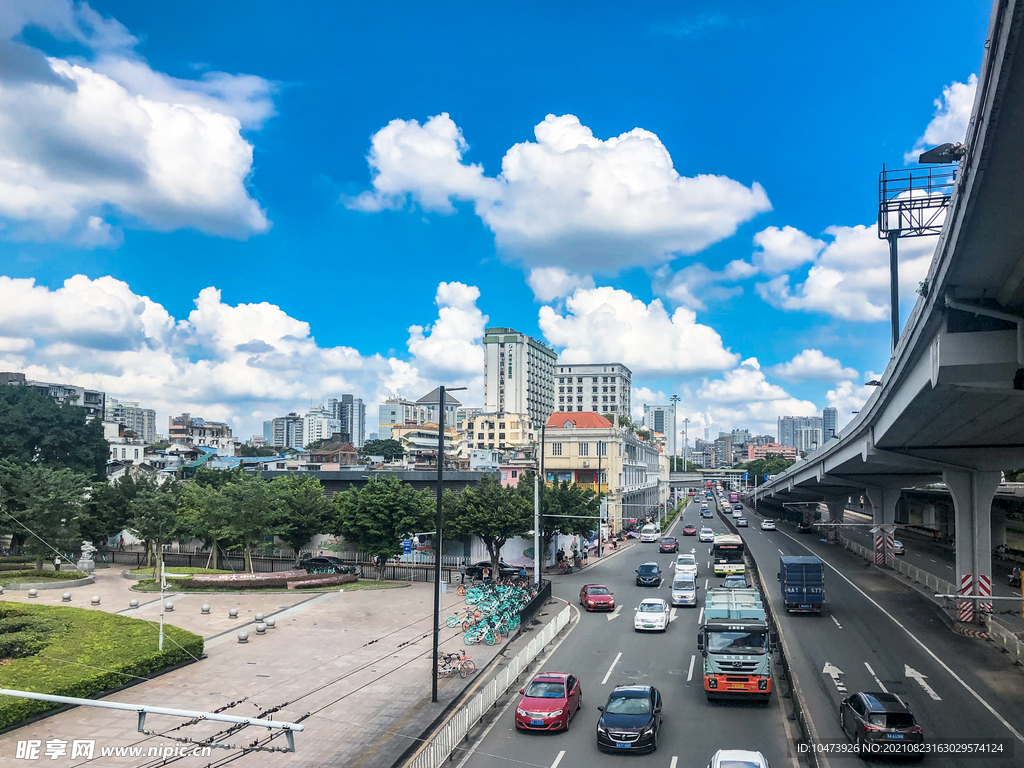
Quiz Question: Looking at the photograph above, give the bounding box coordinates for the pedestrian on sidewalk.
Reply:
[556,548,565,565]
[459,559,467,584]
[53,555,61,572]
[611,536,617,550]
[582,548,588,566]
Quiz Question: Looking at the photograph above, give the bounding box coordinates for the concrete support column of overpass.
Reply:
[991,506,1008,550]
[944,470,1000,625]
[922,503,936,529]
[823,496,846,544]
[864,487,900,568]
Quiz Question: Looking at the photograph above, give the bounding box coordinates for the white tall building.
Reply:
[264,413,304,449]
[328,394,366,447]
[642,402,675,456]
[304,405,341,445]
[104,398,157,443]
[377,396,428,440]
[483,327,557,428]
[555,362,632,420]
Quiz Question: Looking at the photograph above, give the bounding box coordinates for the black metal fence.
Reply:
[519,579,552,628]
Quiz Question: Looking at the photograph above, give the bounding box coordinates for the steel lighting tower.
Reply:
[669,394,680,469]
[878,143,963,353]
[431,385,466,704]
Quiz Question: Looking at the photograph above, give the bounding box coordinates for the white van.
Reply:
[640,524,659,542]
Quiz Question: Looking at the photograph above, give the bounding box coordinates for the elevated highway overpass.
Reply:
[756,0,1024,623]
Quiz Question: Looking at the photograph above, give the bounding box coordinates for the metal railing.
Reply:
[405,605,571,768]
[985,615,1024,664]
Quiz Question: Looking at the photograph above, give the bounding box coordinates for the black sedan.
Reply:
[299,556,360,575]
[635,562,663,587]
[596,685,663,754]
[465,560,519,579]
[796,522,816,534]
[840,691,923,754]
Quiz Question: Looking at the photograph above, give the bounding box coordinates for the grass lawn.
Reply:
[0,570,91,587]
[129,566,234,576]
[0,601,203,728]
[131,578,406,593]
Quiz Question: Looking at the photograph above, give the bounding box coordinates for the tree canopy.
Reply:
[444,473,531,578]
[738,453,796,479]
[239,444,278,457]
[360,438,404,461]
[331,474,433,561]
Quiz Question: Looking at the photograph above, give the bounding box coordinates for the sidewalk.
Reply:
[0,568,521,767]
[543,536,643,577]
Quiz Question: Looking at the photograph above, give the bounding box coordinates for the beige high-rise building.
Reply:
[483,327,557,429]
[553,362,632,420]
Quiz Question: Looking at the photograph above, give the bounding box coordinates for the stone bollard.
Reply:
[228,608,239,619]
[91,596,101,605]
[0,586,4,595]
[254,612,264,623]
[201,604,210,614]
[28,589,38,598]
[255,622,267,635]
[62,592,72,602]
[129,599,139,609]
[164,601,174,612]
[237,631,249,644]
[265,617,276,629]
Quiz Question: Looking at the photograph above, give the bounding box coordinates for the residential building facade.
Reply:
[483,327,557,429]
[555,362,632,419]
[777,415,824,454]
[104,398,157,443]
[265,413,304,449]
[304,405,342,446]
[643,402,675,455]
[713,435,733,467]
[390,423,461,466]
[2,371,106,420]
[463,412,535,451]
[542,412,665,532]
[417,387,461,429]
[747,443,798,461]
[168,413,236,455]
[377,396,428,440]
[328,394,366,448]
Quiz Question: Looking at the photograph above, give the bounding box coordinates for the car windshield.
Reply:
[637,565,658,574]
[677,556,695,565]
[605,695,651,715]
[719,761,762,768]
[587,587,610,596]
[673,578,694,590]
[868,712,916,728]
[638,602,663,612]
[724,578,746,587]
[707,630,766,654]
[525,681,565,698]
[662,537,676,543]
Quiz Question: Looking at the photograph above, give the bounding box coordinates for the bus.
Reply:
[712,534,745,576]
[729,492,739,504]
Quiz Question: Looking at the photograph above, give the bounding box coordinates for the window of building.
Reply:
[602,386,608,392]
[577,377,583,383]
[610,386,616,392]
[602,396,608,402]
[552,443,563,456]
[478,433,484,439]
[512,470,518,478]
[576,386,583,393]
[558,396,564,403]
[592,386,598,393]
[610,396,616,402]
[499,433,505,440]
[577,396,583,403]
[579,442,589,456]
[499,422,505,429]
[592,406,598,411]
[592,396,598,402]
[598,441,607,456]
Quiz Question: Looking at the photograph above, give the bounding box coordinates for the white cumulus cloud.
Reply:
[905,74,977,163]
[770,349,858,382]
[0,1,273,244]
[349,112,771,271]
[527,267,596,302]
[539,286,740,377]
[406,282,488,379]
[826,375,879,430]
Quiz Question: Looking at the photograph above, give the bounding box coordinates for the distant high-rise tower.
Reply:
[328,395,366,447]
[822,407,838,441]
[643,403,676,456]
[483,327,557,427]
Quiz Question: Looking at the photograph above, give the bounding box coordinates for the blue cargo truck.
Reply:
[778,556,824,613]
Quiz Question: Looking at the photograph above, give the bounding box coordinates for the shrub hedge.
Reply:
[0,570,88,586]
[0,601,204,729]
[129,567,233,576]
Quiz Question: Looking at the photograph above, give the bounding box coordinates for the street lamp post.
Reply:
[431,385,466,704]
[669,395,680,469]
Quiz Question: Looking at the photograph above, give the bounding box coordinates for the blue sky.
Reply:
[0,0,992,443]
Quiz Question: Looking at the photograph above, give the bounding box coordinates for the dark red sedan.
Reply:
[579,584,615,611]
[514,672,582,731]
[682,524,698,536]
[659,536,679,552]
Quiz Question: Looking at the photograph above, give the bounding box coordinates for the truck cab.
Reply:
[697,588,773,702]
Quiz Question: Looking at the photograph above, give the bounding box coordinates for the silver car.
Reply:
[706,749,769,768]
[671,575,698,606]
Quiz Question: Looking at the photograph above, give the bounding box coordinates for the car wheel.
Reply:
[563,712,570,732]
[857,736,869,762]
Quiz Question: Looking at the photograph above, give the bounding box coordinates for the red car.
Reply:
[579,584,615,611]
[659,536,680,552]
[515,672,582,731]
[682,524,698,536]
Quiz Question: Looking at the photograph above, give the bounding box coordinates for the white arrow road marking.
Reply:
[865,662,888,693]
[602,651,622,685]
[550,751,565,768]
[905,665,942,700]
[822,661,847,693]
[607,605,623,621]
[670,607,678,623]
[687,655,695,682]
[831,615,843,629]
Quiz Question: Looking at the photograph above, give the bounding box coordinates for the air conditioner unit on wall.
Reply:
[583,461,590,468]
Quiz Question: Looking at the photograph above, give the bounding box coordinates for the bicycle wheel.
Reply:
[461,620,472,632]
[446,616,459,628]
[484,629,497,646]
[460,659,476,676]
[457,585,467,596]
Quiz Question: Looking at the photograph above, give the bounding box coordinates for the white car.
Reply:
[736,517,748,527]
[639,523,659,542]
[699,527,715,542]
[760,519,776,531]
[893,540,906,555]
[675,553,698,578]
[706,749,769,768]
[732,509,743,518]
[670,575,698,606]
[634,598,670,632]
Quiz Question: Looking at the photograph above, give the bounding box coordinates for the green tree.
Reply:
[239,444,278,457]
[272,474,331,560]
[80,472,158,545]
[738,453,796,479]
[359,439,405,462]
[0,385,109,479]
[127,482,184,576]
[0,460,88,569]
[217,472,286,573]
[177,481,232,570]
[531,473,601,562]
[304,438,329,452]
[331,475,433,564]
[444,473,531,580]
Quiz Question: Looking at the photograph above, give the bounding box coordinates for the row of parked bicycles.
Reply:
[443,579,539,648]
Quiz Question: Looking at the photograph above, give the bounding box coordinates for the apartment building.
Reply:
[555,362,632,420]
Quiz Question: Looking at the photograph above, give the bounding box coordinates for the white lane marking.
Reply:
[670,607,678,623]
[929,559,937,563]
[945,565,954,569]
[670,757,678,768]
[778,548,784,554]
[698,606,704,624]
[865,661,888,693]
[905,665,942,701]
[550,751,565,768]
[775,528,1024,744]
[831,615,843,629]
[706,560,710,569]
[602,651,622,685]
[607,605,623,621]
[687,655,695,682]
